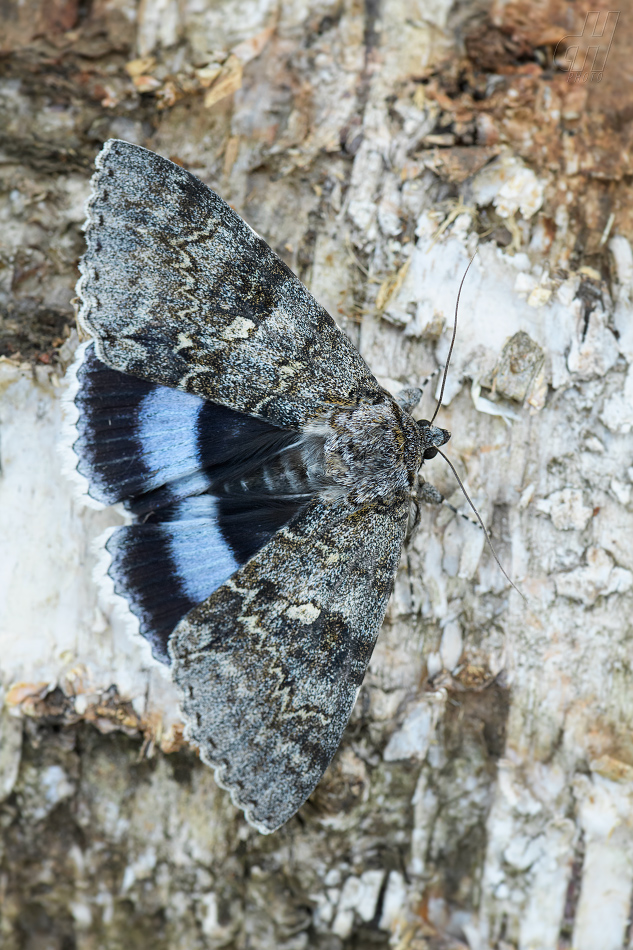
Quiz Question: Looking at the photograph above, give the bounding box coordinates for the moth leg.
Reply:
[397,369,440,413]
[418,482,481,529]
[397,387,423,413]
[406,495,421,541]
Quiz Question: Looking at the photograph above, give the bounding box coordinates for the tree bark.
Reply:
[2,1,633,948]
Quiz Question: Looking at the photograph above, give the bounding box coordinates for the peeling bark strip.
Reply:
[2,0,633,948]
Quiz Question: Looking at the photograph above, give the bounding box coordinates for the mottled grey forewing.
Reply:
[168,493,408,833]
[78,139,385,429]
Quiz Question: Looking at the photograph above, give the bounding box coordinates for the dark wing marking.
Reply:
[169,493,409,833]
[78,139,388,429]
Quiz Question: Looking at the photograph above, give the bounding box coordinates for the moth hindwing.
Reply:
[69,139,450,832]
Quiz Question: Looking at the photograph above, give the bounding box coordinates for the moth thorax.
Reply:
[324,403,421,503]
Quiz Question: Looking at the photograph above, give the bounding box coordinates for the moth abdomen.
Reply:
[212,432,328,502]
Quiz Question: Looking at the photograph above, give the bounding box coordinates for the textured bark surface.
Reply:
[2,1,633,948]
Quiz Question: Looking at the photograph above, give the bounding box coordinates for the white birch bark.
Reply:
[1,0,633,947]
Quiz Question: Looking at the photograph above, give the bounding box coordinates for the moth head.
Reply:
[416,419,451,462]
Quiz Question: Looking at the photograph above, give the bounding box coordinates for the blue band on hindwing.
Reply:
[106,496,240,663]
[71,344,308,662]
[162,497,240,603]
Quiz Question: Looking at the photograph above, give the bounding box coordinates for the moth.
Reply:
[67,140,451,833]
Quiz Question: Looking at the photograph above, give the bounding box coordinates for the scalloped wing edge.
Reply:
[75,138,118,350]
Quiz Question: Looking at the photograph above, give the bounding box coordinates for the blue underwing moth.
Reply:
[66,140,451,833]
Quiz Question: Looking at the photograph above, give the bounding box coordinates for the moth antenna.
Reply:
[442,499,481,529]
[437,448,525,602]
[420,367,440,392]
[429,250,478,426]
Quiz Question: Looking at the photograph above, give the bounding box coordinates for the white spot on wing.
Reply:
[286,603,321,624]
[222,316,256,340]
[175,332,194,351]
